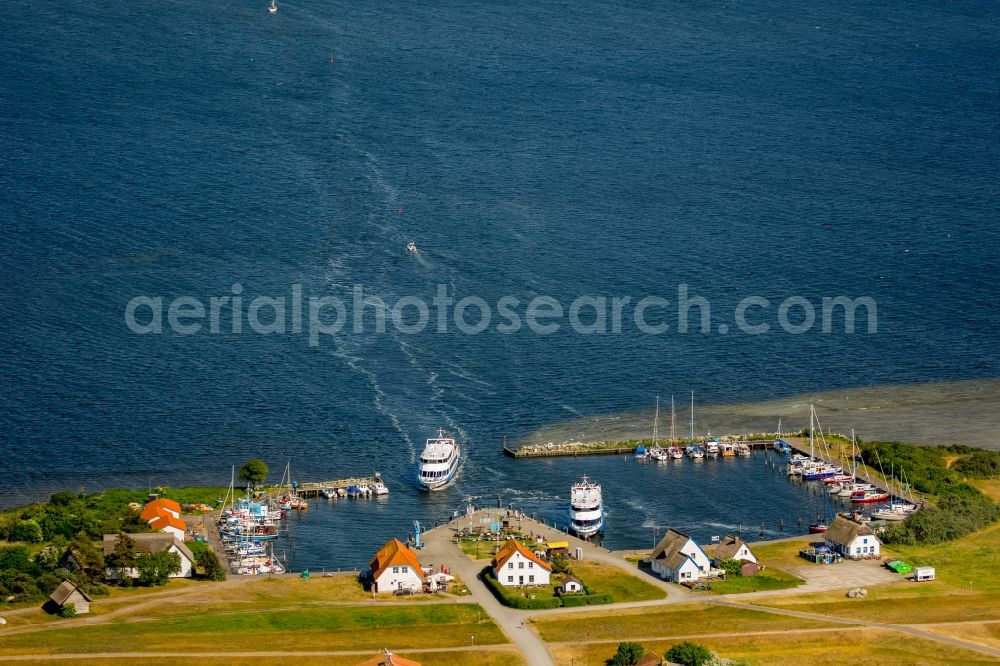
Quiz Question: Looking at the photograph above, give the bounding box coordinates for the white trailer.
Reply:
[914,567,936,582]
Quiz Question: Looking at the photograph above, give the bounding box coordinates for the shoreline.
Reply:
[517,378,1000,451]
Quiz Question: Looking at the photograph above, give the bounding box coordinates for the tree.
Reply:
[68,532,105,579]
[0,545,33,572]
[196,548,227,581]
[238,458,269,489]
[551,556,572,575]
[10,519,43,543]
[135,551,181,586]
[107,532,137,581]
[719,559,743,577]
[609,642,645,666]
[49,491,78,507]
[665,642,713,666]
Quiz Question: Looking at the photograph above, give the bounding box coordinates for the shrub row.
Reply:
[559,593,612,607]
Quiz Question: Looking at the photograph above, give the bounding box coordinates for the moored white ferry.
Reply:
[417,428,460,491]
[569,475,604,539]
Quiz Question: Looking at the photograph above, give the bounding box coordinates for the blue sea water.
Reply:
[1,0,997,566]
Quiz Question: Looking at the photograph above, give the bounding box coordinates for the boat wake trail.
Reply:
[327,340,417,462]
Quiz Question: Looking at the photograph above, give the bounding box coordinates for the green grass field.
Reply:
[0,603,506,656]
[707,568,803,594]
[549,627,999,666]
[568,560,665,602]
[531,603,831,643]
[7,650,525,666]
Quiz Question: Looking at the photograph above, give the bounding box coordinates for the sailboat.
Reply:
[268,0,277,13]
[278,461,308,510]
[648,396,668,460]
[667,395,683,458]
[685,391,704,459]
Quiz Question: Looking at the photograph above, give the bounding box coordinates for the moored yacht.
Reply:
[417,428,460,491]
[686,445,704,459]
[569,475,603,539]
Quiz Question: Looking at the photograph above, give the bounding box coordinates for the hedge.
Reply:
[559,593,613,607]
[479,566,562,610]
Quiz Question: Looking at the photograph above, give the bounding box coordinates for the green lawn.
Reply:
[0,604,506,656]
[458,538,498,561]
[708,568,803,595]
[549,627,999,666]
[532,604,831,643]
[569,560,665,602]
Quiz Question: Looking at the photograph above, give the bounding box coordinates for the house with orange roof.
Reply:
[369,538,425,594]
[148,511,187,540]
[491,538,551,587]
[139,498,181,522]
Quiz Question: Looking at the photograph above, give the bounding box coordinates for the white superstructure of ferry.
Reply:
[417,428,460,491]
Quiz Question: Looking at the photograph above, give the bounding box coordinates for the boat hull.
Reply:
[569,516,604,539]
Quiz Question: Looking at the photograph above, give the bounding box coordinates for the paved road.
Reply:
[419,515,556,666]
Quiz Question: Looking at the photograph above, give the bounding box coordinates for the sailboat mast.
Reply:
[670,395,676,443]
[809,404,815,460]
[653,395,659,447]
[689,391,694,444]
[851,429,857,478]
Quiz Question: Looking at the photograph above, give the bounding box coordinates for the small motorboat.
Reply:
[321,488,336,500]
[808,521,828,533]
[268,0,277,13]
[407,242,417,253]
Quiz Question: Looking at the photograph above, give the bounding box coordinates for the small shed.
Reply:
[915,567,936,582]
[560,575,584,594]
[740,561,760,577]
[636,653,664,666]
[44,580,93,615]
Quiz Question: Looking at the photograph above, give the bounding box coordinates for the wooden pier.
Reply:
[266,476,384,498]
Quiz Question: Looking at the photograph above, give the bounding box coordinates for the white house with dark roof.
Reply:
[102,533,195,580]
[650,529,711,583]
[560,575,584,594]
[712,535,757,565]
[823,516,880,559]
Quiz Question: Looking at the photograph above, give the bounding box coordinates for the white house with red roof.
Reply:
[370,538,425,594]
[492,538,552,587]
[139,498,187,540]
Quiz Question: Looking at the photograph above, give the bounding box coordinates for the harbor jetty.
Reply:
[506,434,773,458]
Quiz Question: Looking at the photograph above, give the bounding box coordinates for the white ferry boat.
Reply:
[417,428,460,491]
[569,475,604,539]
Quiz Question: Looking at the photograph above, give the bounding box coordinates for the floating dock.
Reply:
[267,476,384,498]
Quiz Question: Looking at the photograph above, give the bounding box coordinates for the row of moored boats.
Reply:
[780,406,918,531]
